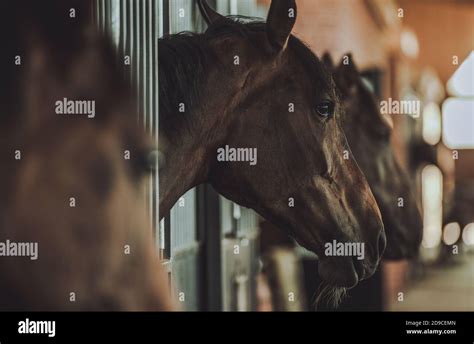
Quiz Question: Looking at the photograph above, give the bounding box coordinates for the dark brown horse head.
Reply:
[0,0,171,310]
[325,53,422,260]
[160,0,386,289]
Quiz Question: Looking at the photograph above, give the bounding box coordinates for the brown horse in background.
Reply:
[260,54,423,309]
[159,0,386,292]
[0,0,172,310]
[327,54,423,259]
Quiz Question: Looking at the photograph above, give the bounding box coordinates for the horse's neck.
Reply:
[158,90,232,217]
[158,37,206,216]
[157,35,233,217]
[158,129,210,217]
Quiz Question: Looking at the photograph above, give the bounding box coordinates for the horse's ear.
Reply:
[266,0,297,52]
[322,52,334,73]
[335,53,360,90]
[339,53,359,78]
[197,0,224,26]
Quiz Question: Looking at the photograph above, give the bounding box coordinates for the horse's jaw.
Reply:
[157,133,212,218]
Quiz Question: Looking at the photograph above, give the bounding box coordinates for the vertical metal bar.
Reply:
[148,0,154,244]
[162,0,170,34]
[164,215,171,259]
[200,186,222,311]
[142,0,147,129]
[161,0,171,264]
[104,0,110,37]
[96,0,101,29]
[155,0,162,253]
[124,0,128,58]
[135,0,141,122]
[119,0,126,57]
[148,0,154,134]
[101,0,106,33]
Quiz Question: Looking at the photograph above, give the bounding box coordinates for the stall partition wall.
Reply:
[95,0,265,311]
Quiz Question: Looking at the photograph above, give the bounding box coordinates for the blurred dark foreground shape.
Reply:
[0,0,173,311]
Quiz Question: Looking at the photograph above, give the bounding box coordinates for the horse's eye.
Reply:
[133,149,158,178]
[144,149,159,173]
[316,101,335,118]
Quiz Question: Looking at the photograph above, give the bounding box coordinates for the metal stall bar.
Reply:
[134,0,141,121]
[153,0,161,257]
[96,0,164,283]
[159,0,171,263]
[197,183,222,311]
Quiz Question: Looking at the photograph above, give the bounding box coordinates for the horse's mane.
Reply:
[158,32,211,133]
[157,17,258,132]
[158,15,333,133]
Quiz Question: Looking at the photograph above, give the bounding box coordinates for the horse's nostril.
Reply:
[378,230,387,257]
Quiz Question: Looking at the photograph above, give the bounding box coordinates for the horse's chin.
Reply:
[318,256,364,289]
[312,257,361,310]
[313,284,347,310]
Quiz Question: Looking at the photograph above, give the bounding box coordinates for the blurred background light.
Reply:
[400,28,419,59]
[447,51,474,97]
[442,98,474,149]
[422,102,442,145]
[421,165,443,249]
[443,222,461,246]
[462,223,474,246]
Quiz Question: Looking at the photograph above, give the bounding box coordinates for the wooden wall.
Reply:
[398,0,474,84]
[259,0,394,69]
